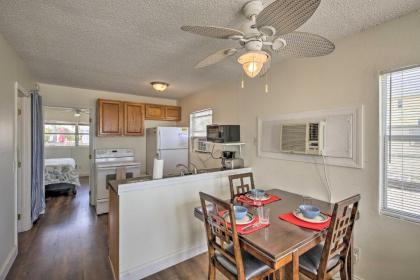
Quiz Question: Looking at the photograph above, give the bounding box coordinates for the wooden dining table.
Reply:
[194,189,354,280]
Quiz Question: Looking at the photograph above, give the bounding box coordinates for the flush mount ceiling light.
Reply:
[237,51,269,78]
[151,82,169,93]
[74,109,81,117]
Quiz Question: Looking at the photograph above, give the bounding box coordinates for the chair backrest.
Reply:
[199,192,245,278]
[228,172,255,200]
[318,194,361,277]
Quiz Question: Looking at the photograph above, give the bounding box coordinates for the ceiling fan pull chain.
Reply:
[264,65,269,93]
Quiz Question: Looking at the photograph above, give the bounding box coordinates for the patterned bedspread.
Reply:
[44,164,80,186]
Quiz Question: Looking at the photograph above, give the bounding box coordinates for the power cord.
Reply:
[321,154,332,203]
[210,143,222,160]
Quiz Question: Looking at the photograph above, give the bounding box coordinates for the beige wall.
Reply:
[0,33,35,277]
[179,10,420,280]
[40,83,178,174]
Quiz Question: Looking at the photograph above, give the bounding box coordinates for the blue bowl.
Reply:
[299,204,320,219]
[234,206,248,220]
[250,189,266,197]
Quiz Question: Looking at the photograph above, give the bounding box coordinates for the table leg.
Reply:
[274,267,284,280]
[285,251,300,280]
[292,250,299,280]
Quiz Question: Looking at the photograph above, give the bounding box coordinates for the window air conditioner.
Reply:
[280,121,325,155]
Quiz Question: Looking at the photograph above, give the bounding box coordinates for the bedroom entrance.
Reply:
[43,106,92,199]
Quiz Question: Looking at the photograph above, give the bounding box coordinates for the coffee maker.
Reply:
[221,151,244,170]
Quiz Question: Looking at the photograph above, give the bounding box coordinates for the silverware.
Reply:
[242,222,261,232]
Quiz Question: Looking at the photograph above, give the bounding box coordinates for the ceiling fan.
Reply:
[181,0,334,78]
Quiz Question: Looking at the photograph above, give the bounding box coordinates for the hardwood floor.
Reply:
[143,253,225,280]
[6,176,225,280]
[6,177,114,280]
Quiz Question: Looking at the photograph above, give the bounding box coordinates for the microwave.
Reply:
[207,125,240,143]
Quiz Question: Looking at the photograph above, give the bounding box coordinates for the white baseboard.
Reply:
[120,243,207,280]
[0,245,17,280]
[333,274,363,280]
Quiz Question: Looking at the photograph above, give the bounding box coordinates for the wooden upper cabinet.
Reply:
[97,99,180,136]
[145,104,181,121]
[164,105,181,121]
[97,99,123,136]
[124,102,145,136]
[145,104,165,120]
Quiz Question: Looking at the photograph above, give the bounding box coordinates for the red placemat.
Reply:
[279,212,331,231]
[236,217,269,235]
[219,211,269,235]
[237,194,281,206]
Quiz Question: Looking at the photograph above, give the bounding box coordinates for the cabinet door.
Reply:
[145,104,165,120]
[124,102,145,136]
[97,99,123,136]
[164,106,181,121]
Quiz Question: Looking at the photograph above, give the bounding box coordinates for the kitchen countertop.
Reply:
[107,167,249,194]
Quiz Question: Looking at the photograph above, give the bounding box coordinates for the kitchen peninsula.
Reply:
[107,167,252,280]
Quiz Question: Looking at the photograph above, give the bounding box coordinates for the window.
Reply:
[44,122,90,146]
[190,109,213,137]
[380,65,420,223]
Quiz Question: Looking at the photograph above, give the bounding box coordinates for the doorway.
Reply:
[43,106,92,198]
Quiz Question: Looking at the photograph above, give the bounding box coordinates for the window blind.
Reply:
[380,65,420,223]
[190,109,213,137]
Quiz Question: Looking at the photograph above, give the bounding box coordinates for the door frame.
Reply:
[14,82,33,233]
[41,104,96,205]
[89,106,96,206]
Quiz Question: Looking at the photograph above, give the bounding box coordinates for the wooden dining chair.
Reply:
[199,192,275,280]
[228,172,255,201]
[299,194,361,280]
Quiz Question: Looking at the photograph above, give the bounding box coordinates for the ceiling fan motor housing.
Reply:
[243,0,264,18]
[245,40,263,51]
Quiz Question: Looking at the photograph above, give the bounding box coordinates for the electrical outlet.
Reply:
[353,247,361,264]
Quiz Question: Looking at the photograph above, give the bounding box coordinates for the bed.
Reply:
[44,158,80,195]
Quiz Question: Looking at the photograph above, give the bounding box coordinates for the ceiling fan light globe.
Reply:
[237,51,269,78]
[243,61,263,78]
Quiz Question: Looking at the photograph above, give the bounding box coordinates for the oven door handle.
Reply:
[96,166,122,171]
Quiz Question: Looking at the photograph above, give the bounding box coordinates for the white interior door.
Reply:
[16,98,23,230]
[15,84,32,233]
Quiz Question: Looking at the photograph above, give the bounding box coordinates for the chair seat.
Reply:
[299,244,340,275]
[215,244,271,280]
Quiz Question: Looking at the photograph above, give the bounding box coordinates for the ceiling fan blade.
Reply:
[274,32,334,57]
[195,48,239,69]
[256,0,321,35]
[181,25,244,39]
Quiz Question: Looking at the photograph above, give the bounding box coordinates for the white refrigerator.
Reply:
[146,127,189,176]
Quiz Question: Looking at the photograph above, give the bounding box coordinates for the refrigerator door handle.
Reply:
[158,129,161,149]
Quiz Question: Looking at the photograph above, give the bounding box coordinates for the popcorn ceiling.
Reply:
[0,0,419,98]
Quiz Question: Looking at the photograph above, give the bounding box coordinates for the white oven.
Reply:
[94,149,141,215]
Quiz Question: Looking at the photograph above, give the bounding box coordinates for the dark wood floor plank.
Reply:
[7,177,234,280]
[6,177,114,280]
